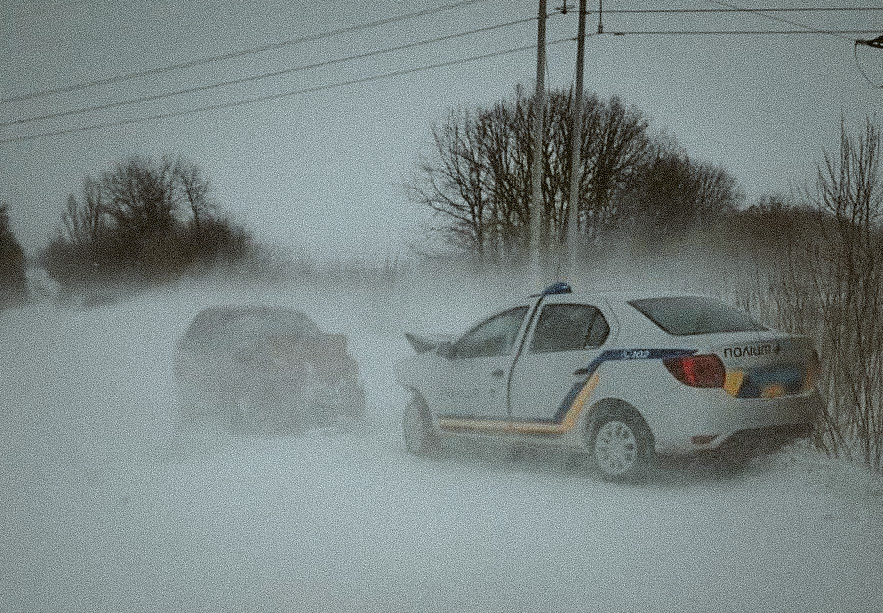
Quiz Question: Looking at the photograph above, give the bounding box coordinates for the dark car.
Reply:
[174,305,364,432]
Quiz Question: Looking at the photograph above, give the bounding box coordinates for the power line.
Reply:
[0,38,573,146]
[3,1,874,144]
[707,0,857,41]
[0,17,535,129]
[854,38,883,87]
[596,6,883,14]
[578,1,882,41]
[0,0,489,106]
[609,29,880,36]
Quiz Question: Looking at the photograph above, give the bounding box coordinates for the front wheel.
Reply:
[589,410,654,482]
[403,394,438,455]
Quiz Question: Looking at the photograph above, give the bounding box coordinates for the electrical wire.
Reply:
[608,29,880,36]
[708,0,882,89]
[3,0,875,143]
[0,17,535,129]
[0,38,573,146]
[854,42,883,88]
[707,0,858,41]
[599,7,883,14]
[0,0,490,106]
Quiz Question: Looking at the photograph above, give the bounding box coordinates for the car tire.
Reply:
[589,408,654,482]
[403,393,438,455]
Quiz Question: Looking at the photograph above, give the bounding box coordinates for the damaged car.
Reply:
[174,305,364,432]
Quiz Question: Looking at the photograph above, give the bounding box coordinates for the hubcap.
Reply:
[594,420,638,475]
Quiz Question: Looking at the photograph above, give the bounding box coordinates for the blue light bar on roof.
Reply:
[541,282,572,296]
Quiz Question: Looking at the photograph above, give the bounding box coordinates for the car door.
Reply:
[434,305,530,420]
[509,302,611,422]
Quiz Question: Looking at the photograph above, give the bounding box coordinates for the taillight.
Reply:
[663,354,725,388]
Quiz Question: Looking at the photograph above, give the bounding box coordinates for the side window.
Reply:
[530,304,609,353]
[454,307,529,359]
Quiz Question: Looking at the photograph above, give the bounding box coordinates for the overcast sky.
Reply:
[1,0,880,260]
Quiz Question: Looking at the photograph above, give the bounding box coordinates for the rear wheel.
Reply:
[589,409,654,482]
[403,394,438,455]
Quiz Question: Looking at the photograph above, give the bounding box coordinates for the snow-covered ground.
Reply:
[2,278,882,613]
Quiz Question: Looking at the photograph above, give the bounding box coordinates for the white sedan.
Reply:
[395,283,823,481]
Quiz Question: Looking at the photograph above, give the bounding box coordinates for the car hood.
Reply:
[403,332,456,354]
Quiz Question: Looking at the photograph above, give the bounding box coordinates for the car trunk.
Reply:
[701,330,819,399]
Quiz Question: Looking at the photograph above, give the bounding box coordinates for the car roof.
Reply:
[459,289,740,343]
[180,304,322,347]
[538,289,721,305]
[491,289,729,327]
[535,290,743,343]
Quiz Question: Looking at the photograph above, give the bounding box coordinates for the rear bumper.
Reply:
[712,422,813,452]
[654,391,824,455]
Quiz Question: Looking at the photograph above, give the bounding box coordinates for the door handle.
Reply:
[491,368,505,378]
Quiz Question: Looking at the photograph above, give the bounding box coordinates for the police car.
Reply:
[395,283,823,481]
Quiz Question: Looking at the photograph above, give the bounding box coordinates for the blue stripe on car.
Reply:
[551,348,697,422]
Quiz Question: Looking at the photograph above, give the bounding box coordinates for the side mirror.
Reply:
[436,341,456,360]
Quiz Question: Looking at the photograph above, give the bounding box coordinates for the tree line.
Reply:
[0,203,27,308]
[0,155,259,308]
[736,119,883,472]
[412,86,739,263]
[39,155,254,300]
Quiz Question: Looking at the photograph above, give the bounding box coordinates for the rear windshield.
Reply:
[629,296,766,336]
[180,306,320,350]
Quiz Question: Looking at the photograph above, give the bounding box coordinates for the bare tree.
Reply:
[101,157,179,252]
[413,87,651,263]
[617,148,739,237]
[61,178,105,248]
[748,118,883,472]
[175,160,214,230]
[581,96,651,240]
[42,155,253,293]
[0,203,27,307]
[808,118,883,470]
[417,111,493,256]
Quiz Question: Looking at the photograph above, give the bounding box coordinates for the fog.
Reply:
[3,273,883,612]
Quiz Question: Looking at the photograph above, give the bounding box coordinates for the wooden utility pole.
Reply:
[566,0,588,275]
[530,0,546,280]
